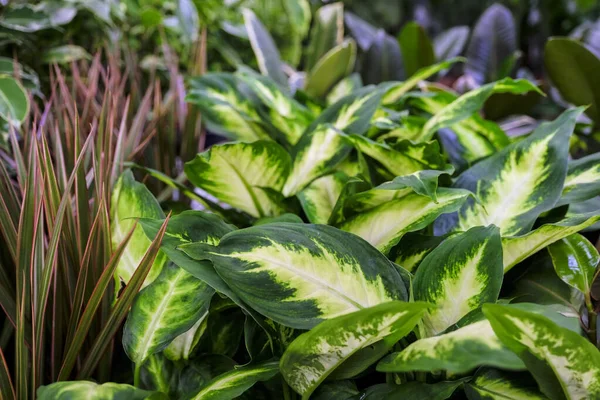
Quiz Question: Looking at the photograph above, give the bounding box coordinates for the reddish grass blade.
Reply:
[0,347,15,400]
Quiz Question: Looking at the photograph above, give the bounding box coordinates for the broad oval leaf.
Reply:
[414,226,503,336]
[185,141,291,218]
[111,170,167,287]
[0,75,29,126]
[304,39,357,98]
[377,319,524,374]
[545,37,600,125]
[436,107,583,237]
[298,172,348,224]
[188,361,279,400]
[280,301,430,399]
[123,263,214,365]
[304,2,344,72]
[548,233,599,296]
[484,304,600,399]
[465,368,547,400]
[181,223,408,329]
[558,152,600,206]
[37,381,163,400]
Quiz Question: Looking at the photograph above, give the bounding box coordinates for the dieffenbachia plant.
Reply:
[41,63,600,399]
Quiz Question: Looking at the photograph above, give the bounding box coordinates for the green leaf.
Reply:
[545,37,600,125]
[186,73,271,142]
[357,381,464,400]
[42,45,91,64]
[123,263,214,365]
[304,39,357,98]
[176,0,200,44]
[281,301,430,399]
[163,310,208,361]
[414,226,503,336]
[548,233,599,296]
[243,9,287,87]
[305,2,344,72]
[436,108,583,237]
[37,382,163,400]
[111,170,167,287]
[0,4,76,32]
[421,78,542,140]
[361,29,403,84]
[184,141,291,218]
[434,26,470,61]
[484,304,600,399]
[377,319,524,374]
[139,354,179,396]
[326,73,363,106]
[502,212,600,272]
[381,58,464,105]
[465,368,547,400]
[390,233,446,273]
[0,76,29,126]
[339,187,471,253]
[558,152,600,206]
[297,172,348,224]
[180,223,407,329]
[188,361,279,400]
[312,381,359,400]
[398,22,435,78]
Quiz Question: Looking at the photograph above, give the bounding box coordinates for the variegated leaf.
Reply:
[163,306,208,361]
[390,233,446,273]
[37,382,164,400]
[180,223,407,329]
[414,226,503,336]
[188,361,279,400]
[502,212,600,272]
[339,188,471,253]
[237,69,313,146]
[377,319,524,374]
[185,141,291,218]
[312,381,359,400]
[558,152,600,206]
[548,233,599,296]
[484,304,600,399]
[436,108,583,237]
[304,2,344,72]
[139,354,178,396]
[123,263,214,365]
[111,170,167,287]
[421,78,542,140]
[304,39,356,98]
[298,172,348,224]
[186,74,271,142]
[357,381,464,400]
[280,301,430,399]
[326,73,363,105]
[465,368,547,400]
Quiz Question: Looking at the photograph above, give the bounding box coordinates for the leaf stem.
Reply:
[134,363,141,388]
[282,379,294,400]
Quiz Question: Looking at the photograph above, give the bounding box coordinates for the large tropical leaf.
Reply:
[123,263,214,365]
[304,39,356,98]
[185,141,291,218]
[281,302,430,399]
[548,233,599,297]
[304,2,344,72]
[187,361,279,400]
[484,304,600,399]
[111,170,167,287]
[377,319,524,374]
[163,312,207,361]
[414,226,503,336]
[558,152,600,206]
[435,108,583,236]
[502,212,600,272]
[180,223,407,329]
[297,172,348,224]
[464,368,547,400]
[356,381,464,400]
[37,382,163,400]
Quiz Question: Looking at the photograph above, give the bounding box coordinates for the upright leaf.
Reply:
[548,234,599,296]
[185,141,291,218]
[361,30,403,85]
[434,26,470,61]
[281,302,430,399]
[436,108,583,237]
[0,76,28,126]
[305,2,344,71]
[414,226,503,336]
[398,22,435,78]
[297,172,348,224]
[181,223,407,329]
[304,39,357,98]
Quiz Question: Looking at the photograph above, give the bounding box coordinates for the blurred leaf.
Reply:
[0,76,28,126]
[42,45,91,64]
[304,39,356,98]
[176,0,200,44]
[305,2,343,71]
[398,22,435,78]
[361,29,403,85]
[37,382,164,400]
[0,4,76,32]
[434,26,470,60]
[343,11,378,51]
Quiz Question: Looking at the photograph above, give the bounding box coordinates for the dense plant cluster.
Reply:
[0,1,600,400]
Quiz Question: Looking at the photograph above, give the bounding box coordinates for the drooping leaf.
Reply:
[37,382,163,400]
[281,301,430,399]
[398,22,435,78]
[436,108,583,237]
[123,263,214,365]
[545,37,600,125]
[111,170,167,287]
[297,172,348,224]
[180,223,407,329]
[558,152,600,206]
[185,141,291,218]
[187,361,279,400]
[186,73,271,142]
[484,304,600,399]
[434,26,470,61]
[243,9,287,87]
[304,2,344,72]
[357,381,464,400]
[0,76,29,126]
[548,233,599,296]
[414,226,503,336]
[464,368,547,400]
[377,319,524,374]
[304,39,357,98]
[502,212,600,272]
[390,233,446,273]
